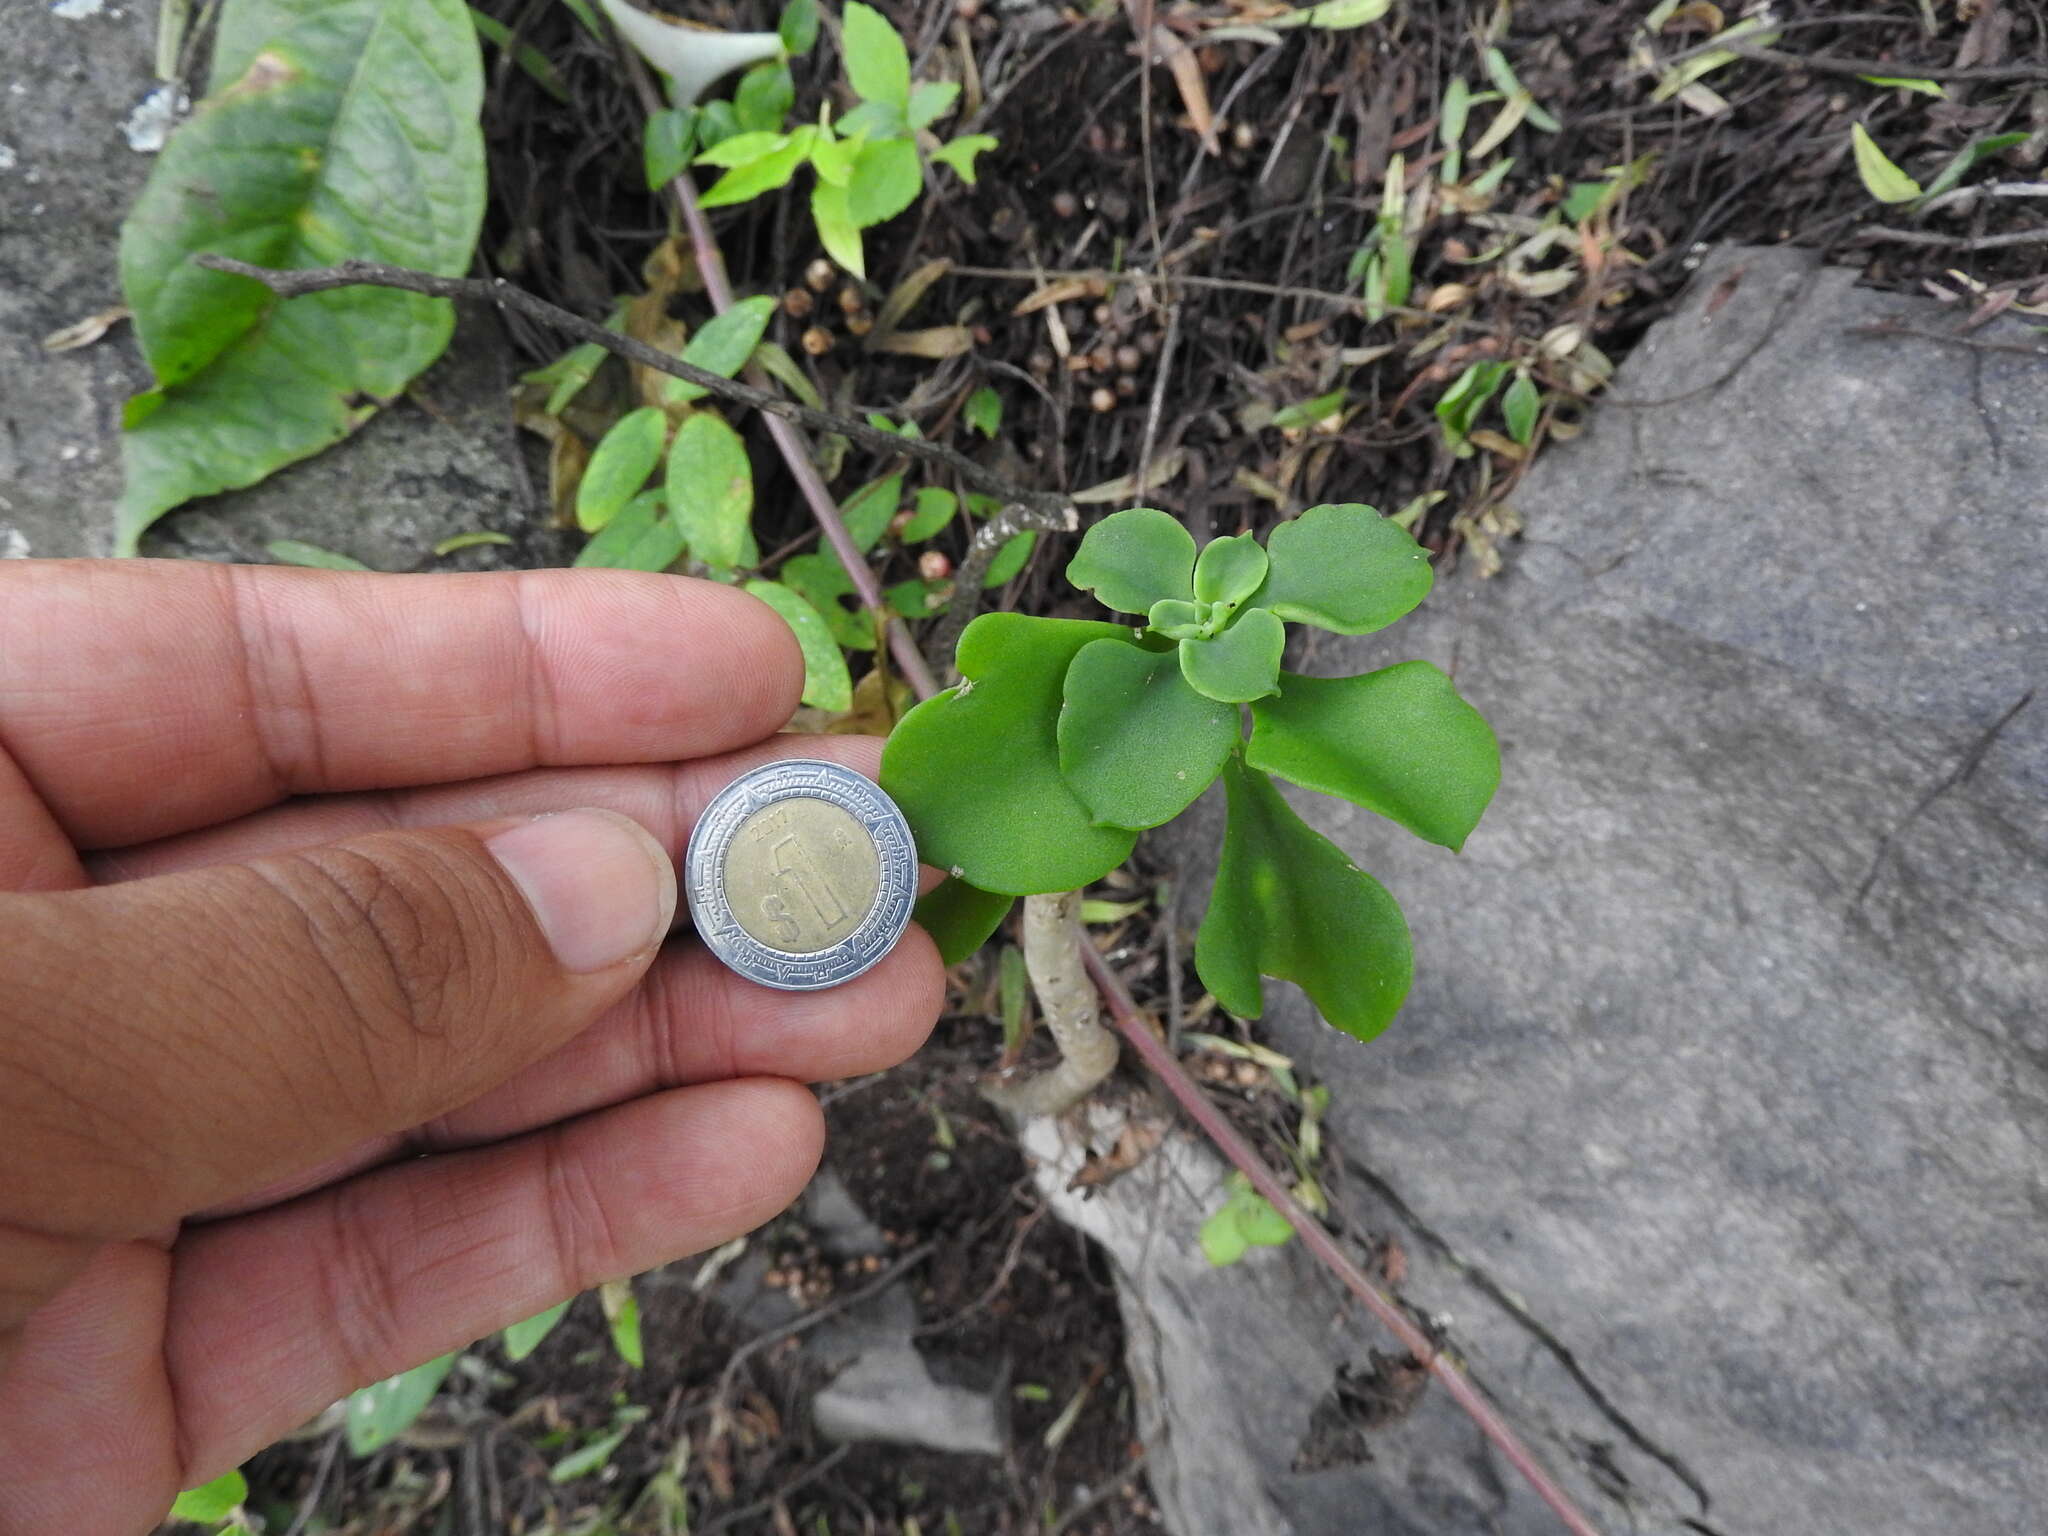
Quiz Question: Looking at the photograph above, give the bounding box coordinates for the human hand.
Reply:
[0,560,942,1534]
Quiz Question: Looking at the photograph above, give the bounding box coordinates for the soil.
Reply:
[226,0,2046,1528]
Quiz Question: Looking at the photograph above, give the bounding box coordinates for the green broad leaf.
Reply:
[502,1299,572,1362]
[644,105,697,189]
[835,99,906,140]
[266,538,367,571]
[745,579,854,711]
[1179,607,1284,704]
[575,490,686,571]
[734,61,795,134]
[847,137,923,227]
[666,295,776,405]
[1502,370,1540,444]
[1195,757,1412,1042]
[782,552,875,650]
[550,1422,635,1484]
[1918,131,2028,204]
[779,0,819,55]
[1148,599,1207,641]
[1268,0,1392,29]
[842,0,911,110]
[1058,638,1237,830]
[902,486,957,540]
[843,473,905,554]
[666,413,753,570]
[914,875,1016,965]
[1255,503,1432,635]
[697,128,815,206]
[881,613,1138,895]
[115,0,486,554]
[169,1470,248,1524]
[1248,663,1499,850]
[964,386,1001,439]
[982,530,1036,588]
[887,576,949,617]
[695,98,741,151]
[812,179,866,278]
[433,529,514,555]
[600,1277,642,1369]
[810,126,862,187]
[1067,507,1196,615]
[907,79,960,130]
[346,1353,458,1456]
[578,405,667,532]
[930,133,996,184]
[1199,1175,1294,1267]
[1192,532,1268,615]
[1198,1201,1249,1265]
[1850,123,1921,204]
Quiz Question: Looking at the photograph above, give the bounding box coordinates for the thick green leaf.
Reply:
[346,1353,458,1456]
[812,179,865,277]
[842,0,910,110]
[734,60,794,134]
[666,295,776,404]
[1179,607,1284,703]
[1058,637,1237,830]
[779,0,819,55]
[881,613,1137,894]
[1248,663,1498,850]
[169,1470,248,1524]
[1199,1175,1294,1266]
[745,579,854,711]
[930,133,995,184]
[578,405,667,532]
[847,137,923,227]
[502,1299,572,1362]
[1850,122,1920,204]
[982,530,1036,588]
[781,552,874,650]
[964,386,1001,439]
[694,129,789,168]
[1195,758,1412,1042]
[1066,507,1196,615]
[666,413,752,569]
[266,538,367,571]
[902,485,956,540]
[1192,532,1268,615]
[697,128,815,206]
[115,0,485,553]
[575,490,685,571]
[907,79,960,130]
[914,875,1016,965]
[836,99,905,139]
[1255,503,1432,635]
[644,105,698,189]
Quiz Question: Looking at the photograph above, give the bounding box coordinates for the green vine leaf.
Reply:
[1179,607,1284,703]
[1196,757,1413,1042]
[665,413,752,570]
[346,1353,458,1456]
[168,1470,249,1524]
[930,134,996,184]
[744,579,854,712]
[1247,663,1499,851]
[847,137,923,227]
[574,490,684,572]
[811,179,865,278]
[1058,638,1238,830]
[1253,503,1433,635]
[115,0,486,554]
[1066,507,1196,616]
[881,613,1137,895]
[502,1299,572,1363]
[841,0,911,110]
[1192,532,1268,616]
[579,406,668,532]
[914,875,1016,965]
[664,295,776,405]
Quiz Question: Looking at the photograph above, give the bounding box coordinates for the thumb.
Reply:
[0,808,675,1244]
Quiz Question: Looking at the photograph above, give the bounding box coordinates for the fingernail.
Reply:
[487,809,677,973]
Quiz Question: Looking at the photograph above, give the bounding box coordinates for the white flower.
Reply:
[597,0,784,107]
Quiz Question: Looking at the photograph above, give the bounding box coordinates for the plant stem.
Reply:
[982,891,1120,1117]
[1079,946,1608,1536]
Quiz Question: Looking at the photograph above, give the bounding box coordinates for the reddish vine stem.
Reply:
[1080,947,1606,1536]
[616,48,942,701]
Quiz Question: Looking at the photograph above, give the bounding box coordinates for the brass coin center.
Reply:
[723,797,882,955]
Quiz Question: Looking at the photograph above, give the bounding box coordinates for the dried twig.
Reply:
[1724,43,2048,82]
[928,500,1080,679]
[1854,224,2048,252]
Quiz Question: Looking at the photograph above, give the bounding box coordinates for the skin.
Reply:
[0,561,944,1535]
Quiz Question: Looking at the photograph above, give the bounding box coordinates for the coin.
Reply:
[684,758,918,991]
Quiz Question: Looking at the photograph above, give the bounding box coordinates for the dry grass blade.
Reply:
[867,257,954,347]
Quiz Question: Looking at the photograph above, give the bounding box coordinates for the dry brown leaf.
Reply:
[41,305,130,354]
[546,430,590,530]
[868,257,953,346]
[1072,446,1186,503]
[869,325,974,360]
[1012,277,1097,317]
[1466,429,1526,460]
[1147,21,1219,155]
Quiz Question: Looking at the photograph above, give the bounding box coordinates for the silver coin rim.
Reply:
[684,758,917,991]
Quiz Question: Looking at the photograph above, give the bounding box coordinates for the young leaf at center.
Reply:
[1247,663,1499,850]
[881,613,1138,894]
[1179,607,1284,703]
[1192,531,1268,618]
[1196,757,1413,1042]
[1058,638,1238,830]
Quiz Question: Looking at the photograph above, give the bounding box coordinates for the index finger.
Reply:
[0,561,804,848]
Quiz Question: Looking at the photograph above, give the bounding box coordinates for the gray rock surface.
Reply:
[1139,243,2047,1534]
[0,4,544,568]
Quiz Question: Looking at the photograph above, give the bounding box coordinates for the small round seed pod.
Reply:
[1092,302,1112,326]
[918,550,953,580]
[888,510,915,539]
[1090,386,1116,413]
[783,288,814,319]
[846,312,874,337]
[837,284,864,315]
[1138,329,1163,357]
[1114,343,1143,373]
[804,257,836,292]
[1051,189,1080,219]
[1231,121,1258,152]
[800,326,834,356]
[957,0,980,16]
[1115,373,1138,398]
[1090,347,1115,373]
[1028,348,1055,375]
